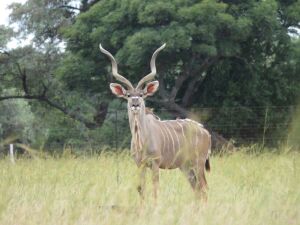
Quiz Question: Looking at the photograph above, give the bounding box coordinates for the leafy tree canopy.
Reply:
[0,0,299,148]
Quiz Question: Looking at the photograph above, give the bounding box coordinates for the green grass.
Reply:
[0,150,299,225]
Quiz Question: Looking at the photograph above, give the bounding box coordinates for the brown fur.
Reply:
[102,44,211,201]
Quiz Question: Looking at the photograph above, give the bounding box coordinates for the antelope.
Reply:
[100,43,211,200]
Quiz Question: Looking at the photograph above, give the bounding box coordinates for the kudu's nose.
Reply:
[131,97,140,107]
[131,97,141,112]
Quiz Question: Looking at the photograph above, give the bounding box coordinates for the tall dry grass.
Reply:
[0,149,299,225]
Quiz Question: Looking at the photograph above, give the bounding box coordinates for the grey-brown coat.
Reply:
[100,43,211,200]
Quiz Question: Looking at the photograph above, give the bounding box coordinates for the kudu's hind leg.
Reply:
[195,159,208,201]
[180,167,197,190]
[181,161,208,201]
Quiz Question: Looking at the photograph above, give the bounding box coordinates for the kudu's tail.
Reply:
[205,135,211,172]
[205,158,210,172]
[205,133,212,172]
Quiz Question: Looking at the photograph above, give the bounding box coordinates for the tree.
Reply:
[61,0,299,115]
[0,93,35,144]
[0,0,110,129]
[1,0,299,147]
[59,0,299,144]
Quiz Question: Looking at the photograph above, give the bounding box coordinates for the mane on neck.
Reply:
[145,107,160,120]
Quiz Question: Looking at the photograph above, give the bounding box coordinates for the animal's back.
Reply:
[153,118,210,168]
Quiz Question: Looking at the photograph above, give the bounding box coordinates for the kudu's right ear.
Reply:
[110,83,126,98]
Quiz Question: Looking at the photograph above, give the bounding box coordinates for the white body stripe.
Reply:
[166,122,180,150]
[157,123,166,153]
[162,123,175,154]
[160,122,170,155]
[176,120,186,140]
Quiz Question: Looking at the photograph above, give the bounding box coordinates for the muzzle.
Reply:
[130,97,141,113]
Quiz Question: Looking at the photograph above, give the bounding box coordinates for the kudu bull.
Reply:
[100,43,211,200]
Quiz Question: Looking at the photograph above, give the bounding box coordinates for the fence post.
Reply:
[115,110,120,185]
[9,144,15,164]
[262,107,269,147]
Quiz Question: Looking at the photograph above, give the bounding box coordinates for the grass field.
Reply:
[0,149,299,225]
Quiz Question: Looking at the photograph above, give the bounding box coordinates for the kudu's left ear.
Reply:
[144,81,159,96]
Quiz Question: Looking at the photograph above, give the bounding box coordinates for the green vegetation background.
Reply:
[0,0,299,152]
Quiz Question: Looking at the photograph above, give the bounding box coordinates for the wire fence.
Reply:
[0,105,299,154]
[46,105,299,151]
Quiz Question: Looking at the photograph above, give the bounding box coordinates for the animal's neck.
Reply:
[128,108,148,138]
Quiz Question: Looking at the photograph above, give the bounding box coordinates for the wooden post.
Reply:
[262,107,269,148]
[9,144,15,164]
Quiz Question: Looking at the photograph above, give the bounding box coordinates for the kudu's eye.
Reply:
[126,93,131,97]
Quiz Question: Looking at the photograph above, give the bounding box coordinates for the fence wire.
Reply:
[0,105,299,153]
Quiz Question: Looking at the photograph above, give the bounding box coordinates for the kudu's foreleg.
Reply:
[137,164,146,202]
[152,162,159,202]
[181,160,208,201]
